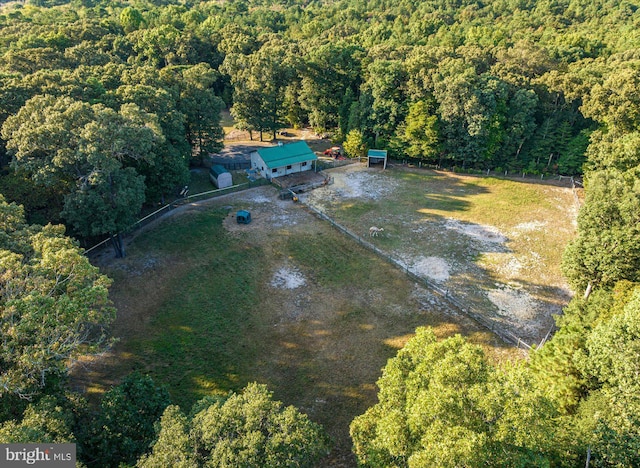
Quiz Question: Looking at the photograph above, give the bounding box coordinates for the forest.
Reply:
[1,0,640,466]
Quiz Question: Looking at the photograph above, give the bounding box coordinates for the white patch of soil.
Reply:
[487,285,539,321]
[404,256,451,283]
[444,218,507,245]
[238,192,272,204]
[496,256,524,278]
[271,266,306,289]
[305,165,399,205]
[512,220,546,233]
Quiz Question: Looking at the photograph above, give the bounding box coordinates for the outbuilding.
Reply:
[209,165,233,189]
[367,149,388,169]
[250,141,317,180]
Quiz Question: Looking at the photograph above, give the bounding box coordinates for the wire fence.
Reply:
[315,158,360,170]
[209,160,251,171]
[396,160,584,184]
[84,161,555,350]
[303,202,533,351]
[559,175,583,209]
[84,179,269,256]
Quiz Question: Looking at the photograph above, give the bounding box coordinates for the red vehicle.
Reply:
[323,146,343,158]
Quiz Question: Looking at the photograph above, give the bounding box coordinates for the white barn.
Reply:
[250,141,317,180]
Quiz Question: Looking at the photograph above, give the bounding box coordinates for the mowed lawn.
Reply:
[77,185,518,464]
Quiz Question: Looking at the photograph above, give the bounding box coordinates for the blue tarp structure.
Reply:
[236,210,251,224]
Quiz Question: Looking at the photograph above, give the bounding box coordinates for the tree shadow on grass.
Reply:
[402,169,493,214]
[378,209,571,347]
[422,182,490,212]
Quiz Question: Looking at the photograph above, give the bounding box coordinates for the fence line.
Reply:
[315,158,359,171]
[84,179,268,255]
[398,161,585,184]
[561,175,583,209]
[209,160,251,171]
[303,202,532,351]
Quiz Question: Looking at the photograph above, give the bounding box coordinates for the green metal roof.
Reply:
[256,141,317,169]
[368,149,388,158]
[210,164,229,177]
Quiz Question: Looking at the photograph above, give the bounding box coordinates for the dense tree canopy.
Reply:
[0,195,114,398]
[1,0,632,197]
[350,328,562,467]
[138,383,330,468]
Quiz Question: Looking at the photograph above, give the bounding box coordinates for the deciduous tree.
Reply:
[0,195,114,398]
[343,129,367,159]
[562,168,640,296]
[138,383,330,467]
[350,328,560,467]
[2,95,163,256]
[80,373,171,468]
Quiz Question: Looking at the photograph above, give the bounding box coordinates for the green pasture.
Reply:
[84,190,511,459]
[81,168,577,460]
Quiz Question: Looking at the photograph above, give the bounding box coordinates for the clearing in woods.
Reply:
[302,164,579,345]
[76,163,579,466]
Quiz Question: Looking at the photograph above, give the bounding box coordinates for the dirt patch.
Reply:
[302,163,578,346]
[486,285,552,339]
[222,188,312,235]
[400,255,451,283]
[444,218,507,246]
[511,220,547,234]
[304,164,399,207]
[271,266,307,289]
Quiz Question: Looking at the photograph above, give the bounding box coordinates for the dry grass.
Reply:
[76,185,520,466]
[303,165,580,345]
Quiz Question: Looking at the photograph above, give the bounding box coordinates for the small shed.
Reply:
[367,149,388,169]
[210,165,233,189]
[236,210,251,224]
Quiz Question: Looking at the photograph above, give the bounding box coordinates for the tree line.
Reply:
[2,0,640,466]
[1,0,630,234]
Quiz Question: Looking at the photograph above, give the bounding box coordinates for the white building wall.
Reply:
[250,152,269,179]
[214,172,233,189]
[250,152,314,180]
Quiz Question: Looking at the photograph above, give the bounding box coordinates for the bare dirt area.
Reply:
[301,164,580,346]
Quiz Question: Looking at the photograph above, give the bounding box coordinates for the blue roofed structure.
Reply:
[367,149,388,169]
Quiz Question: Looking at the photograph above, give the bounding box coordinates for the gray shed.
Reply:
[209,165,233,189]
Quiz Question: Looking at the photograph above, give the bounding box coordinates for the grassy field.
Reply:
[77,166,578,465]
[78,185,518,466]
[304,165,579,345]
